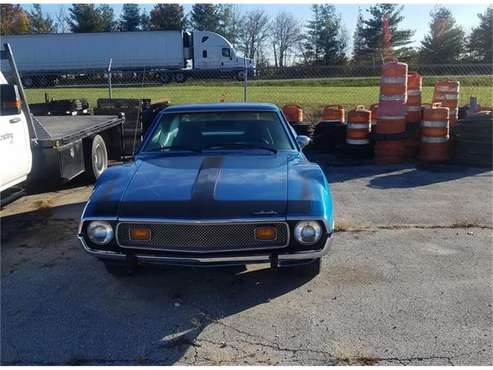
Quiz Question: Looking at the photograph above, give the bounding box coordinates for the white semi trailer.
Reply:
[2,30,253,86]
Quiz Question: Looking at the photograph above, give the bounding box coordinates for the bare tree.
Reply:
[270,11,302,67]
[237,9,270,61]
[54,5,67,33]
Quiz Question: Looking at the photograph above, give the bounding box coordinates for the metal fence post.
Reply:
[243,54,248,102]
[107,58,113,99]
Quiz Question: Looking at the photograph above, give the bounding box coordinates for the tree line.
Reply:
[1,3,491,65]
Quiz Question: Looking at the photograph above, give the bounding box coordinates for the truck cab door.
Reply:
[0,83,32,191]
[218,47,237,70]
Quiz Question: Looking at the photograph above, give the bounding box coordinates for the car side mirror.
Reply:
[0,84,21,116]
[296,135,311,149]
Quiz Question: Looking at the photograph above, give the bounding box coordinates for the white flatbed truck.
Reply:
[0,43,125,206]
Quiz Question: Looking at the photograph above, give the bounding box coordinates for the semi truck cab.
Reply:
[191,31,252,75]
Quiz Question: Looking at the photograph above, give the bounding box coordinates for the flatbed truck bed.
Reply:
[32,115,124,147]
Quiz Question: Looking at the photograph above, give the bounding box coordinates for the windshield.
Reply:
[142,111,294,153]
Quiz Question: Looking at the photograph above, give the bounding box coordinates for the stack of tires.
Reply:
[418,105,450,163]
[341,105,373,158]
[451,114,492,168]
[29,98,90,116]
[282,104,313,137]
[405,72,423,159]
[432,80,460,126]
[94,98,147,156]
[374,60,409,163]
[311,105,346,153]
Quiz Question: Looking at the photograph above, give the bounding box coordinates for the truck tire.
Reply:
[174,72,187,83]
[159,73,172,84]
[236,71,246,81]
[84,135,108,182]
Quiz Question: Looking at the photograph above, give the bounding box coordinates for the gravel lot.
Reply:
[1,160,492,365]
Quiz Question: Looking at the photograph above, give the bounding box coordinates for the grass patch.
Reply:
[25,77,492,124]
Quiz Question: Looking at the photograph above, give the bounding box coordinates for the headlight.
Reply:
[294,221,322,245]
[87,221,114,245]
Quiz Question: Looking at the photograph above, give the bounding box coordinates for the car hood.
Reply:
[117,154,289,219]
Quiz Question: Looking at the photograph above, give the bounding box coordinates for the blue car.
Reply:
[78,103,334,276]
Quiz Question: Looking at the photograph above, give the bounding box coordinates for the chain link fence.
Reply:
[21,63,492,123]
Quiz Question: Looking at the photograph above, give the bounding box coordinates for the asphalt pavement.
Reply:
[1,161,492,365]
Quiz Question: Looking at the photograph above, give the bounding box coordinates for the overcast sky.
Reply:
[22,3,490,49]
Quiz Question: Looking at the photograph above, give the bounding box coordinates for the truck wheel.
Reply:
[174,72,187,83]
[237,71,246,81]
[84,135,108,181]
[159,73,172,84]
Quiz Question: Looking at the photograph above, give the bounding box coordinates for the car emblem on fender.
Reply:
[252,210,278,215]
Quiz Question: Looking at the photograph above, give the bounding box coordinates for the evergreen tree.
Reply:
[27,4,54,33]
[68,4,104,33]
[191,4,220,32]
[149,4,185,31]
[352,7,366,63]
[355,4,414,63]
[217,5,241,46]
[99,4,116,32]
[0,4,30,35]
[140,11,151,31]
[419,7,465,64]
[466,6,493,62]
[304,5,347,65]
[120,4,141,31]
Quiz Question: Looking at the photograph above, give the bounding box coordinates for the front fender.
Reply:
[82,161,140,220]
[287,157,334,232]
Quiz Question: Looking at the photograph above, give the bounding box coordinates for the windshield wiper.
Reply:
[146,145,202,153]
[203,142,277,154]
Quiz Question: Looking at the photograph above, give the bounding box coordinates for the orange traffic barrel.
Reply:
[320,105,345,124]
[376,115,406,135]
[419,105,450,162]
[346,105,371,145]
[406,72,422,124]
[432,80,460,126]
[375,140,407,164]
[382,59,408,78]
[282,104,303,124]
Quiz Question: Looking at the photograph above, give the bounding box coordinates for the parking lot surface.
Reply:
[1,160,492,365]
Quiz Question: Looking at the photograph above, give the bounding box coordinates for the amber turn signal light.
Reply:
[129,227,151,241]
[254,226,277,241]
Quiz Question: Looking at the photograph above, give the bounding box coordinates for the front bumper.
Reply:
[77,233,334,267]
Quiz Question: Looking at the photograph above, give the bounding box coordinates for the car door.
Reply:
[0,82,32,191]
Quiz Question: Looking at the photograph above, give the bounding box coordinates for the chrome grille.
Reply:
[116,222,289,252]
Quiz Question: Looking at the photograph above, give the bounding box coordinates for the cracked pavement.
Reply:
[1,162,492,365]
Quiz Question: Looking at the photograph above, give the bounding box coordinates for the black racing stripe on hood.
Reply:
[190,156,224,215]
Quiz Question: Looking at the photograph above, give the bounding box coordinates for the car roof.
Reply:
[162,102,280,114]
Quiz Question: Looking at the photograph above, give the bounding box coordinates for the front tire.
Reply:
[84,134,108,182]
